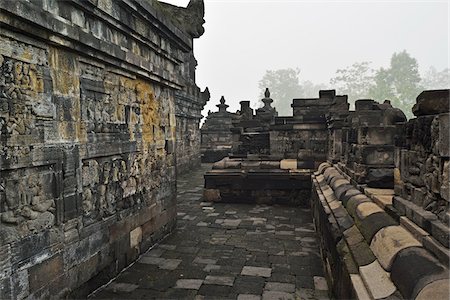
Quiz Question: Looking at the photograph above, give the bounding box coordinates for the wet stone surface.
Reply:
[90,165,329,299]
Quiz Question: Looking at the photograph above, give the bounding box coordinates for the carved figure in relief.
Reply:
[1,174,55,234]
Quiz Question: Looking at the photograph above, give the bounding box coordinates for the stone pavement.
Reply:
[90,165,329,300]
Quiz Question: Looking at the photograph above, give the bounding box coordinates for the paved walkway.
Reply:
[91,165,329,300]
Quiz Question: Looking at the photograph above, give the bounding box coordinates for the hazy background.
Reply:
[162,0,449,118]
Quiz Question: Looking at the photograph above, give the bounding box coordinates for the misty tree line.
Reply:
[259,50,449,118]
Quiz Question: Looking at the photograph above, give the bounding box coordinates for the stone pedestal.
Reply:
[204,157,311,206]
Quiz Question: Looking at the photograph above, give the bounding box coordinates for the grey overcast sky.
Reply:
[162,0,449,115]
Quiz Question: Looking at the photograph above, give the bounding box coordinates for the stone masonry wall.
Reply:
[200,96,236,163]
[312,92,449,299]
[0,0,205,298]
[174,54,209,174]
[393,90,449,249]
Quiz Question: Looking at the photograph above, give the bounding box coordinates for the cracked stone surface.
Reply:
[90,164,329,299]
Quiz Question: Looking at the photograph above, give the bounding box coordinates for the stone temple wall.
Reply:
[0,0,206,298]
[174,55,209,174]
[312,91,449,299]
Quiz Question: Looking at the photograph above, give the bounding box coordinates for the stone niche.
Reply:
[0,0,206,298]
[200,96,237,163]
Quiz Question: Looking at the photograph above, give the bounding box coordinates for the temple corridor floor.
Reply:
[90,164,329,300]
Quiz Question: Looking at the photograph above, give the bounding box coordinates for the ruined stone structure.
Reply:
[203,89,449,299]
[312,91,449,299]
[200,96,236,163]
[394,90,449,253]
[338,99,406,188]
[1,0,448,298]
[204,90,349,207]
[271,90,349,167]
[229,90,278,156]
[0,0,207,298]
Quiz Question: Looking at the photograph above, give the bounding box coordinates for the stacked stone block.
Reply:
[230,95,274,156]
[326,111,351,163]
[227,89,279,156]
[204,157,312,206]
[175,86,210,174]
[200,96,237,162]
[339,100,406,188]
[393,90,449,251]
[312,162,449,299]
[270,90,349,167]
[0,0,206,298]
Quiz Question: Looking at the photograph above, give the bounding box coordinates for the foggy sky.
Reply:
[162,0,449,116]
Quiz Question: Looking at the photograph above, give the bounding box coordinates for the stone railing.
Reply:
[312,90,449,299]
[312,162,448,299]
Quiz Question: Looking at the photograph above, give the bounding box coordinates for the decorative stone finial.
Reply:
[217,96,229,112]
[261,87,273,109]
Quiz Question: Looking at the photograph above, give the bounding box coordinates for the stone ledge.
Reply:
[312,161,449,299]
[393,196,449,249]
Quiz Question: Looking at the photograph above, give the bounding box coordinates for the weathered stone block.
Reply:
[358,212,398,243]
[441,160,449,201]
[130,226,142,249]
[370,225,422,271]
[416,279,450,300]
[366,168,394,188]
[412,90,450,116]
[422,236,450,266]
[355,145,395,166]
[357,126,396,145]
[28,254,64,292]
[411,187,426,207]
[355,99,376,111]
[0,277,13,299]
[430,220,450,248]
[438,113,449,157]
[390,247,447,299]
[203,189,221,202]
[63,237,90,270]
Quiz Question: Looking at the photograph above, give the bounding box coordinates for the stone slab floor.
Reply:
[90,165,329,300]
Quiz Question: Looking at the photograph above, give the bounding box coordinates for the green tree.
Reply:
[369,67,396,101]
[258,68,303,116]
[369,50,422,118]
[421,66,450,90]
[330,61,374,107]
[301,80,328,98]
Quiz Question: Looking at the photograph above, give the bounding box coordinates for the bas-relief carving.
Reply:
[0,47,177,235]
[0,0,203,297]
[0,168,56,239]
[0,57,48,134]
[0,36,55,166]
[402,114,448,221]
